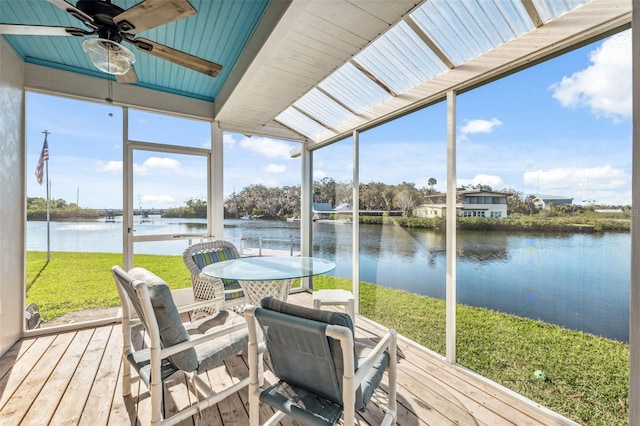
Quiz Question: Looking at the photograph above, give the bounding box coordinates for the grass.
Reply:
[314,275,629,426]
[26,251,628,425]
[26,251,191,319]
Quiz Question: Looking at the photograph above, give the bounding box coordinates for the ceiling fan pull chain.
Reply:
[106,51,114,104]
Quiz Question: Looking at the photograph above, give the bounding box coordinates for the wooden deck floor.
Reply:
[0,292,575,425]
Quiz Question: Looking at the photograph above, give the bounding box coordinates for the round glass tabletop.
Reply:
[202,256,336,281]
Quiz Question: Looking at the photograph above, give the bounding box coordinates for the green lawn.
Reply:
[26,251,628,425]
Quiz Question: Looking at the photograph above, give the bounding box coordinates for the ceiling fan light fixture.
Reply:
[82,38,135,75]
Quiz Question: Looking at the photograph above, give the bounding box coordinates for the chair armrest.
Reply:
[353,329,397,386]
[175,297,225,315]
[160,319,247,359]
[171,288,196,307]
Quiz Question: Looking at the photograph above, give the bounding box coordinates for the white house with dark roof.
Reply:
[414,190,510,219]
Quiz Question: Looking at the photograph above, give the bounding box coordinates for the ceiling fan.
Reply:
[0,0,223,83]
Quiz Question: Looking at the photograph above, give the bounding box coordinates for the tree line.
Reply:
[216,178,567,219]
[28,178,628,221]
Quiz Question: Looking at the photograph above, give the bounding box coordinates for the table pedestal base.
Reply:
[239,279,294,306]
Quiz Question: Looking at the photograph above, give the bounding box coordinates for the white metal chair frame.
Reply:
[244,304,398,426]
[182,240,246,312]
[113,266,249,426]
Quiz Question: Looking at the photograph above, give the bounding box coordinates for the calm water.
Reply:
[27,218,630,342]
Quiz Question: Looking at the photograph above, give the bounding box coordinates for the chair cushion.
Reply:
[261,296,353,330]
[191,247,236,268]
[260,381,343,426]
[192,310,249,373]
[260,297,357,403]
[260,297,384,411]
[192,248,243,292]
[128,268,198,372]
[224,282,244,300]
[255,306,342,405]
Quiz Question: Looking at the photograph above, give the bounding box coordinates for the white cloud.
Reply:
[142,157,180,170]
[313,170,327,179]
[460,118,503,136]
[223,133,237,147]
[523,165,629,194]
[100,157,181,176]
[130,157,181,175]
[97,160,122,173]
[264,163,286,174]
[549,30,631,122]
[239,136,293,159]
[458,174,505,189]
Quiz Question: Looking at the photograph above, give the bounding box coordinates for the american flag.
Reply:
[35,139,49,185]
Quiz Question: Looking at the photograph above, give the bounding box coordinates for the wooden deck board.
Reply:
[0,332,75,425]
[21,329,95,426]
[0,292,575,425]
[49,326,113,425]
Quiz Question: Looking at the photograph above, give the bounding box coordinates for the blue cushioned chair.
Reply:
[245,297,397,426]
[112,266,249,426]
[183,240,245,312]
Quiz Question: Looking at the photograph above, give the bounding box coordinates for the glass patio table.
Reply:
[202,256,336,306]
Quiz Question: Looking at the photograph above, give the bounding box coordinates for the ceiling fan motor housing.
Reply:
[76,0,131,42]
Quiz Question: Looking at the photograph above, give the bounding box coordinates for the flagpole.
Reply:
[43,130,51,262]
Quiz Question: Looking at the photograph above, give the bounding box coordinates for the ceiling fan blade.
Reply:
[113,0,196,35]
[116,66,139,84]
[133,37,222,77]
[47,0,95,27]
[0,24,87,36]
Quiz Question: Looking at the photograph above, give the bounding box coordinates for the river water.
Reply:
[27,218,630,342]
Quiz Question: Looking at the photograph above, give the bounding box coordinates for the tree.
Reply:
[313,177,337,205]
[393,189,420,216]
[427,177,437,194]
[458,183,493,191]
[359,182,387,210]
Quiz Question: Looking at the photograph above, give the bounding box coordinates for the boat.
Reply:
[105,210,116,222]
[315,218,352,224]
[241,214,264,220]
[286,217,301,222]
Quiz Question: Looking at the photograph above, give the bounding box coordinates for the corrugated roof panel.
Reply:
[411,0,534,66]
[293,89,354,129]
[354,21,449,94]
[276,108,327,138]
[318,62,391,114]
[532,0,590,23]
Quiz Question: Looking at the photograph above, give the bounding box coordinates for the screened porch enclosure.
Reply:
[1,0,638,424]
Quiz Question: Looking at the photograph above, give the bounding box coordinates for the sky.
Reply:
[26,29,632,210]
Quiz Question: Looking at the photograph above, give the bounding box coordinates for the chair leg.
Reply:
[150,380,163,425]
[121,355,132,396]
[385,332,398,425]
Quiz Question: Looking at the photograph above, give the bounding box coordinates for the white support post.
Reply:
[301,140,313,289]
[445,90,457,363]
[122,107,133,270]
[629,3,639,424]
[211,122,224,240]
[352,130,360,313]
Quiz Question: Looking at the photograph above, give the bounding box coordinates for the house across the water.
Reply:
[414,190,510,219]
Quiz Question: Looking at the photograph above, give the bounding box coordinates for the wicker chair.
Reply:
[183,240,246,312]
